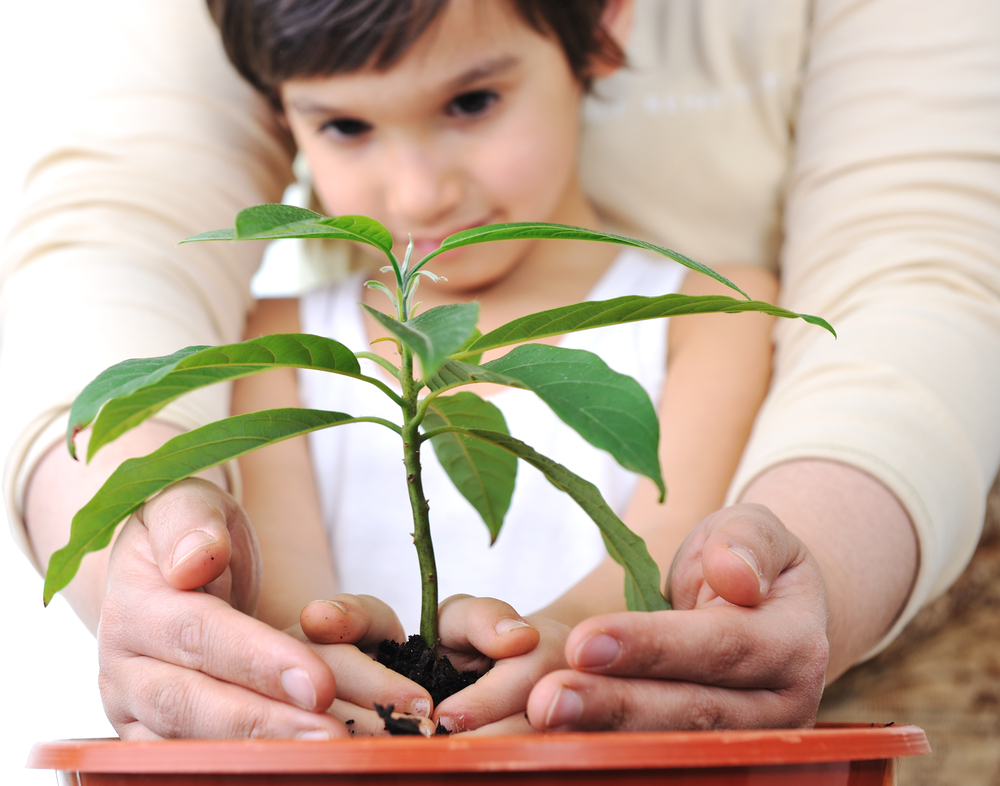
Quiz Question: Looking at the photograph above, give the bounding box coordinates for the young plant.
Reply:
[43,204,834,655]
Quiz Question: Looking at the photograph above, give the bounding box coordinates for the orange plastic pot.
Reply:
[28,722,929,785]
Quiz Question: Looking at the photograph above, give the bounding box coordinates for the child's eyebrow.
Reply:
[286,55,521,116]
[443,55,520,92]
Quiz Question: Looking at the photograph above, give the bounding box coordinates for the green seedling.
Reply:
[44,204,834,655]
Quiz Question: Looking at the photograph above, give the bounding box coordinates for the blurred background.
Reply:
[0,6,300,782]
[2,5,133,783]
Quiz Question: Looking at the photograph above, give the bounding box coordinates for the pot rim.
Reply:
[28,723,930,774]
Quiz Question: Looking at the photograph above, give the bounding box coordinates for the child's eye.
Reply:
[321,118,372,138]
[447,90,498,118]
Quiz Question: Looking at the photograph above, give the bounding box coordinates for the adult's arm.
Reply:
[0,0,293,572]
[0,0,378,739]
[729,0,1000,665]
[524,0,1000,731]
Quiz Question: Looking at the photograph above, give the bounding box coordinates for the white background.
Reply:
[2,5,147,782]
[0,5,299,782]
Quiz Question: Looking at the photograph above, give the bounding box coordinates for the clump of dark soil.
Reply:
[377,634,480,706]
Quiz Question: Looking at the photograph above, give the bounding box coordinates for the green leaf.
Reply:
[44,408,383,605]
[454,428,670,612]
[235,204,325,237]
[180,208,394,255]
[484,345,664,500]
[181,228,236,243]
[70,335,366,461]
[422,393,517,543]
[363,302,480,382]
[418,222,748,299]
[424,359,526,393]
[461,293,836,357]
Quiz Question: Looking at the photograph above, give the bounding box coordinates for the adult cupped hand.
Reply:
[526,504,830,731]
[98,479,428,740]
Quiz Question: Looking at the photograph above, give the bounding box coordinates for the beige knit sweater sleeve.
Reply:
[748,0,1000,654]
[0,0,294,568]
[581,0,1000,657]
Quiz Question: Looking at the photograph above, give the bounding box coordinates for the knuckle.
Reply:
[684,696,725,731]
[148,676,196,738]
[701,624,754,684]
[173,611,209,671]
[229,702,272,740]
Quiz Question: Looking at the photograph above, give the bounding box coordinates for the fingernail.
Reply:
[575,633,621,669]
[437,714,466,733]
[495,617,533,636]
[728,545,762,590]
[297,729,330,741]
[281,667,317,711]
[544,685,583,729]
[314,599,348,614]
[410,698,431,718]
[171,530,217,570]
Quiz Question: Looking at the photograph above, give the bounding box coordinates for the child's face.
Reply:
[280,1,593,294]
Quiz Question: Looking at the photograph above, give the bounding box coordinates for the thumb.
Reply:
[668,504,804,610]
[438,595,540,661]
[140,478,260,612]
[699,503,804,607]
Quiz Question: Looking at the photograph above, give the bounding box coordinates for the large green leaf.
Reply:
[181,206,394,254]
[424,359,526,393]
[417,222,747,298]
[363,302,479,382]
[45,408,389,605]
[69,335,365,461]
[453,428,670,612]
[422,393,517,543]
[459,293,836,357]
[235,204,325,237]
[484,345,664,500]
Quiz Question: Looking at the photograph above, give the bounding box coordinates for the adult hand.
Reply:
[526,504,830,731]
[98,478,347,740]
[431,595,566,735]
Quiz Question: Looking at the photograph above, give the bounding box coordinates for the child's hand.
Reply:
[526,504,829,731]
[297,595,434,734]
[99,479,348,740]
[432,595,570,735]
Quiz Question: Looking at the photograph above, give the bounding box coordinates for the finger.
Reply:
[105,519,338,713]
[140,479,261,613]
[668,504,804,610]
[455,712,535,737]
[300,594,405,651]
[304,642,432,718]
[104,655,348,740]
[437,595,539,662]
[527,670,817,732]
[562,604,827,690]
[435,616,567,733]
[700,504,804,607]
[327,699,392,737]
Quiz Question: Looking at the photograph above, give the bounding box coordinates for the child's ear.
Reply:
[590,0,634,80]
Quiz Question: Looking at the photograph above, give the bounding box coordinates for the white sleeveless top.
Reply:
[298,249,686,632]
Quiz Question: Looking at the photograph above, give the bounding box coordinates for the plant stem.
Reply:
[399,346,439,656]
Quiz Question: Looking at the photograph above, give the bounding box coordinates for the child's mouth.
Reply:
[399,216,495,259]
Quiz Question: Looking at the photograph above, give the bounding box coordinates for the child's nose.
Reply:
[383,143,461,227]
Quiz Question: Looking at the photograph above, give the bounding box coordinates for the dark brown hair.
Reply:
[207,0,626,109]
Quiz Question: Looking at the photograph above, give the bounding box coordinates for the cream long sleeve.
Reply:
[3,0,999,660]
[0,0,293,568]
[578,0,1000,655]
